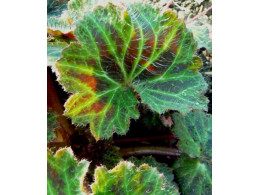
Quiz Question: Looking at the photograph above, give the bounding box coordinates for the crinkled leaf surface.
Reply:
[47,108,59,141]
[173,155,211,195]
[172,111,212,195]
[129,156,179,195]
[55,3,208,139]
[47,0,69,18]
[128,156,174,182]
[47,147,89,195]
[91,161,175,195]
[171,110,212,158]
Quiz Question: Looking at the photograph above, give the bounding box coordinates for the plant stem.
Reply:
[119,146,182,157]
[114,134,177,143]
[47,141,69,148]
[187,6,212,24]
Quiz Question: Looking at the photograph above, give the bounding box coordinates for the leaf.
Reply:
[55,3,208,139]
[128,156,174,182]
[47,0,69,18]
[47,108,59,141]
[186,15,212,52]
[47,29,76,66]
[173,155,211,195]
[91,161,178,194]
[129,156,179,195]
[171,111,212,195]
[47,147,89,195]
[171,110,212,158]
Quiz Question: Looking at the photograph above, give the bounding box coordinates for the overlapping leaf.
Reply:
[47,108,59,141]
[47,147,89,194]
[91,161,176,194]
[55,2,208,139]
[129,156,179,195]
[171,111,212,195]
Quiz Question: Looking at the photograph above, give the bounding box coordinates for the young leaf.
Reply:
[171,111,212,195]
[47,108,59,141]
[55,3,208,139]
[47,147,89,194]
[91,161,178,194]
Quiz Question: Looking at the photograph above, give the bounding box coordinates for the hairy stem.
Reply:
[119,146,182,157]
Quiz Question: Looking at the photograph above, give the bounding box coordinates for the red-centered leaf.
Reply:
[54,2,208,139]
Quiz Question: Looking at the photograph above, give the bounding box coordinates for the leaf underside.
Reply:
[91,161,175,195]
[54,2,208,139]
[172,111,212,195]
[47,147,89,195]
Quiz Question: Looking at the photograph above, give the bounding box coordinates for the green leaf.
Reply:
[171,111,212,195]
[186,15,212,52]
[91,161,177,194]
[47,147,89,195]
[171,110,212,158]
[47,0,69,18]
[128,156,174,182]
[173,155,211,195]
[55,3,208,139]
[129,156,179,195]
[47,108,59,141]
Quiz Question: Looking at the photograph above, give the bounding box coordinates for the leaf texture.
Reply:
[91,161,175,195]
[55,2,208,139]
[171,111,212,195]
[47,108,59,141]
[47,147,89,195]
[129,156,179,195]
[171,110,212,158]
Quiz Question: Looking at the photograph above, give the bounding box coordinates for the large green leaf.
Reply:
[171,111,212,195]
[55,2,208,139]
[91,161,178,194]
[47,147,89,194]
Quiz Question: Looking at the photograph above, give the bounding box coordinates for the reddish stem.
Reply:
[114,134,177,143]
[119,146,182,157]
[187,6,212,24]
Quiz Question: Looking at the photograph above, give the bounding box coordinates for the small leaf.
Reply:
[186,15,212,52]
[47,108,59,141]
[171,110,212,158]
[171,111,212,195]
[55,3,208,139]
[47,147,89,195]
[91,161,176,194]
